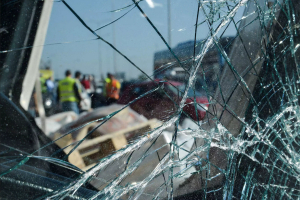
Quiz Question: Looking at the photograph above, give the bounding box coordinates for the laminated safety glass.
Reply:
[0,0,300,199]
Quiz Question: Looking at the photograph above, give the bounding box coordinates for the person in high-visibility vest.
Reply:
[57,70,82,114]
[105,73,121,105]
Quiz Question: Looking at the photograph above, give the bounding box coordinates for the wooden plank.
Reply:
[77,119,160,151]
[82,163,96,171]
[67,147,86,169]
[111,134,128,150]
[77,119,162,169]
[80,148,100,158]
[53,133,86,169]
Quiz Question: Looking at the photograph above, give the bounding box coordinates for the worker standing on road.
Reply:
[57,70,82,114]
[105,73,121,105]
[74,71,83,94]
[74,71,84,110]
[46,76,55,101]
[81,75,91,93]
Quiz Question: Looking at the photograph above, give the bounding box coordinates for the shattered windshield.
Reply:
[1,0,300,199]
[171,84,204,97]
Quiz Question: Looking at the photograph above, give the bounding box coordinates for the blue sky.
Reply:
[41,0,245,80]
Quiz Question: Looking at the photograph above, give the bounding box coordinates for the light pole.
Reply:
[96,31,110,81]
[167,0,171,47]
[112,0,117,73]
[92,20,109,80]
[97,24,102,81]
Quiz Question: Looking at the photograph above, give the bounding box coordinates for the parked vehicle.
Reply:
[118,80,209,121]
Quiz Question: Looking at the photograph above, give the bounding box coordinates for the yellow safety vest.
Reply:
[58,77,77,102]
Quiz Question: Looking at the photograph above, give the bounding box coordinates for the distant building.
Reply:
[153,37,235,92]
[153,37,234,76]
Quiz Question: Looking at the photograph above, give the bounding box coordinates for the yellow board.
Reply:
[40,69,54,79]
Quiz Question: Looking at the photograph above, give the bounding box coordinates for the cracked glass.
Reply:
[0,0,300,199]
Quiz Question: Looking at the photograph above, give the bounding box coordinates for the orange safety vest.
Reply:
[106,78,120,99]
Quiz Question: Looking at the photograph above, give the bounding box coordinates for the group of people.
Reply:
[57,70,121,114]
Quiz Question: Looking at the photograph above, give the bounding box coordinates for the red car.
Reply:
[118,80,209,121]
